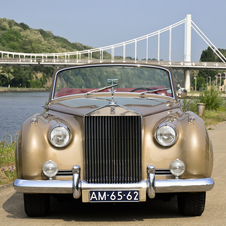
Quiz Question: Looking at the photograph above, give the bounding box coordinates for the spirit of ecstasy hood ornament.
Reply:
[107,79,118,105]
[109,89,117,105]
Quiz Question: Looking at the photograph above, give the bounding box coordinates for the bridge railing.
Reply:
[1,57,226,70]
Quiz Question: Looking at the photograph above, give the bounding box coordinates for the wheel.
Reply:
[177,192,206,216]
[24,194,50,217]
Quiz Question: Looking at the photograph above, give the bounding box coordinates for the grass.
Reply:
[0,133,18,185]
[202,110,226,127]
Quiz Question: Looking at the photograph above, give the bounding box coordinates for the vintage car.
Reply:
[14,62,214,217]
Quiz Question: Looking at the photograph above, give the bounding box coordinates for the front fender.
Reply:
[143,110,213,179]
[15,112,84,180]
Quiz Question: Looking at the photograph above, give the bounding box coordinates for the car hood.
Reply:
[48,96,179,117]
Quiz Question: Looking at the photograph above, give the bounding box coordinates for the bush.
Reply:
[199,86,223,110]
[1,166,16,181]
[28,79,42,88]
[181,97,199,113]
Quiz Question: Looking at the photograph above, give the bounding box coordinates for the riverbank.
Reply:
[0,88,50,92]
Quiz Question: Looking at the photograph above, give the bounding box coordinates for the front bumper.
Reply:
[14,165,214,201]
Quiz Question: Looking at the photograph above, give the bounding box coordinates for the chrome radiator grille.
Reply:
[85,116,142,184]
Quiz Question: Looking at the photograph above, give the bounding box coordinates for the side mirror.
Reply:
[177,88,187,98]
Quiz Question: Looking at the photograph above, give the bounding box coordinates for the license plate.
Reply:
[90,190,139,202]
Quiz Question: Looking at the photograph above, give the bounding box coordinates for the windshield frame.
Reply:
[50,63,176,102]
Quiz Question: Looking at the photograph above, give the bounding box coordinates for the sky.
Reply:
[0,0,226,62]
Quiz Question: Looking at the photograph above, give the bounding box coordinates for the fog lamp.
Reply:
[42,160,58,179]
[169,159,185,178]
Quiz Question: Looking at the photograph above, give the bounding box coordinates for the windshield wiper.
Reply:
[85,84,118,97]
[139,88,170,98]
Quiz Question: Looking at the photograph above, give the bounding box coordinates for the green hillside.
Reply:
[0,18,95,54]
[0,18,110,88]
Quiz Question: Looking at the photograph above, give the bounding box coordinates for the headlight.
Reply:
[49,125,71,147]
[155,123,177,146]
[42,160,58,178]
[170,159,185,177]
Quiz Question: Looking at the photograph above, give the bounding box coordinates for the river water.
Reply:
[0,92,49,142]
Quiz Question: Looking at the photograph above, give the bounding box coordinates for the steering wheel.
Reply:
[130,87,158,94]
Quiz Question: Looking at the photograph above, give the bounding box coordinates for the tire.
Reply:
[177,192,206,216]
[24,194,50,217]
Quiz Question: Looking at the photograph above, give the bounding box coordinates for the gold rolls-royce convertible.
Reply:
[14,63,214,217]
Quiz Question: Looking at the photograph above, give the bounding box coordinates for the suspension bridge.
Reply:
[0,14,226,91]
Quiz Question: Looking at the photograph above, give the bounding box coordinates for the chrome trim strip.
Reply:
[155,169,172,175]
[56,168,172,176]
[14,178,214,194]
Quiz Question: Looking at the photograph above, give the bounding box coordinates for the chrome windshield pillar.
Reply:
[147,165,156,199]
[72,165,81,199]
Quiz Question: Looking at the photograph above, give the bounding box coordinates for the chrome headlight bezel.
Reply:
[49,124,71,148]
[155,123,177,146]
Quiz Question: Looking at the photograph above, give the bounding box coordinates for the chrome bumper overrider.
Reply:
[14,165,214,199]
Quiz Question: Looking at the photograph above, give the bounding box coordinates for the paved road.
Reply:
[0,122,225,226]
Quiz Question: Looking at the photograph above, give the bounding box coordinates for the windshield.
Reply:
[53,65,173,99]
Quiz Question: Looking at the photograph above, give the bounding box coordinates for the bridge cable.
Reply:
[191,21,226,63]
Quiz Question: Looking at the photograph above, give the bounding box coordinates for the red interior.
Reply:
[55,86,171,98]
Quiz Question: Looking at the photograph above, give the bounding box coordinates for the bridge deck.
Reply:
[1,58,226,70]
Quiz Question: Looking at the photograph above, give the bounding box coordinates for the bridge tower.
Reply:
[184,14,192,91]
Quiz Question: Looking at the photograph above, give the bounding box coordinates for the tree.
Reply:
[10,67,33,87]
[200,47,216,62]
[0,66,14,86]
[192,76,206,91]
[198,47,219,89]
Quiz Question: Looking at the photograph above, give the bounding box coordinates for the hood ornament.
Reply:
[109,89,117,105]
[107,79,118,106]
